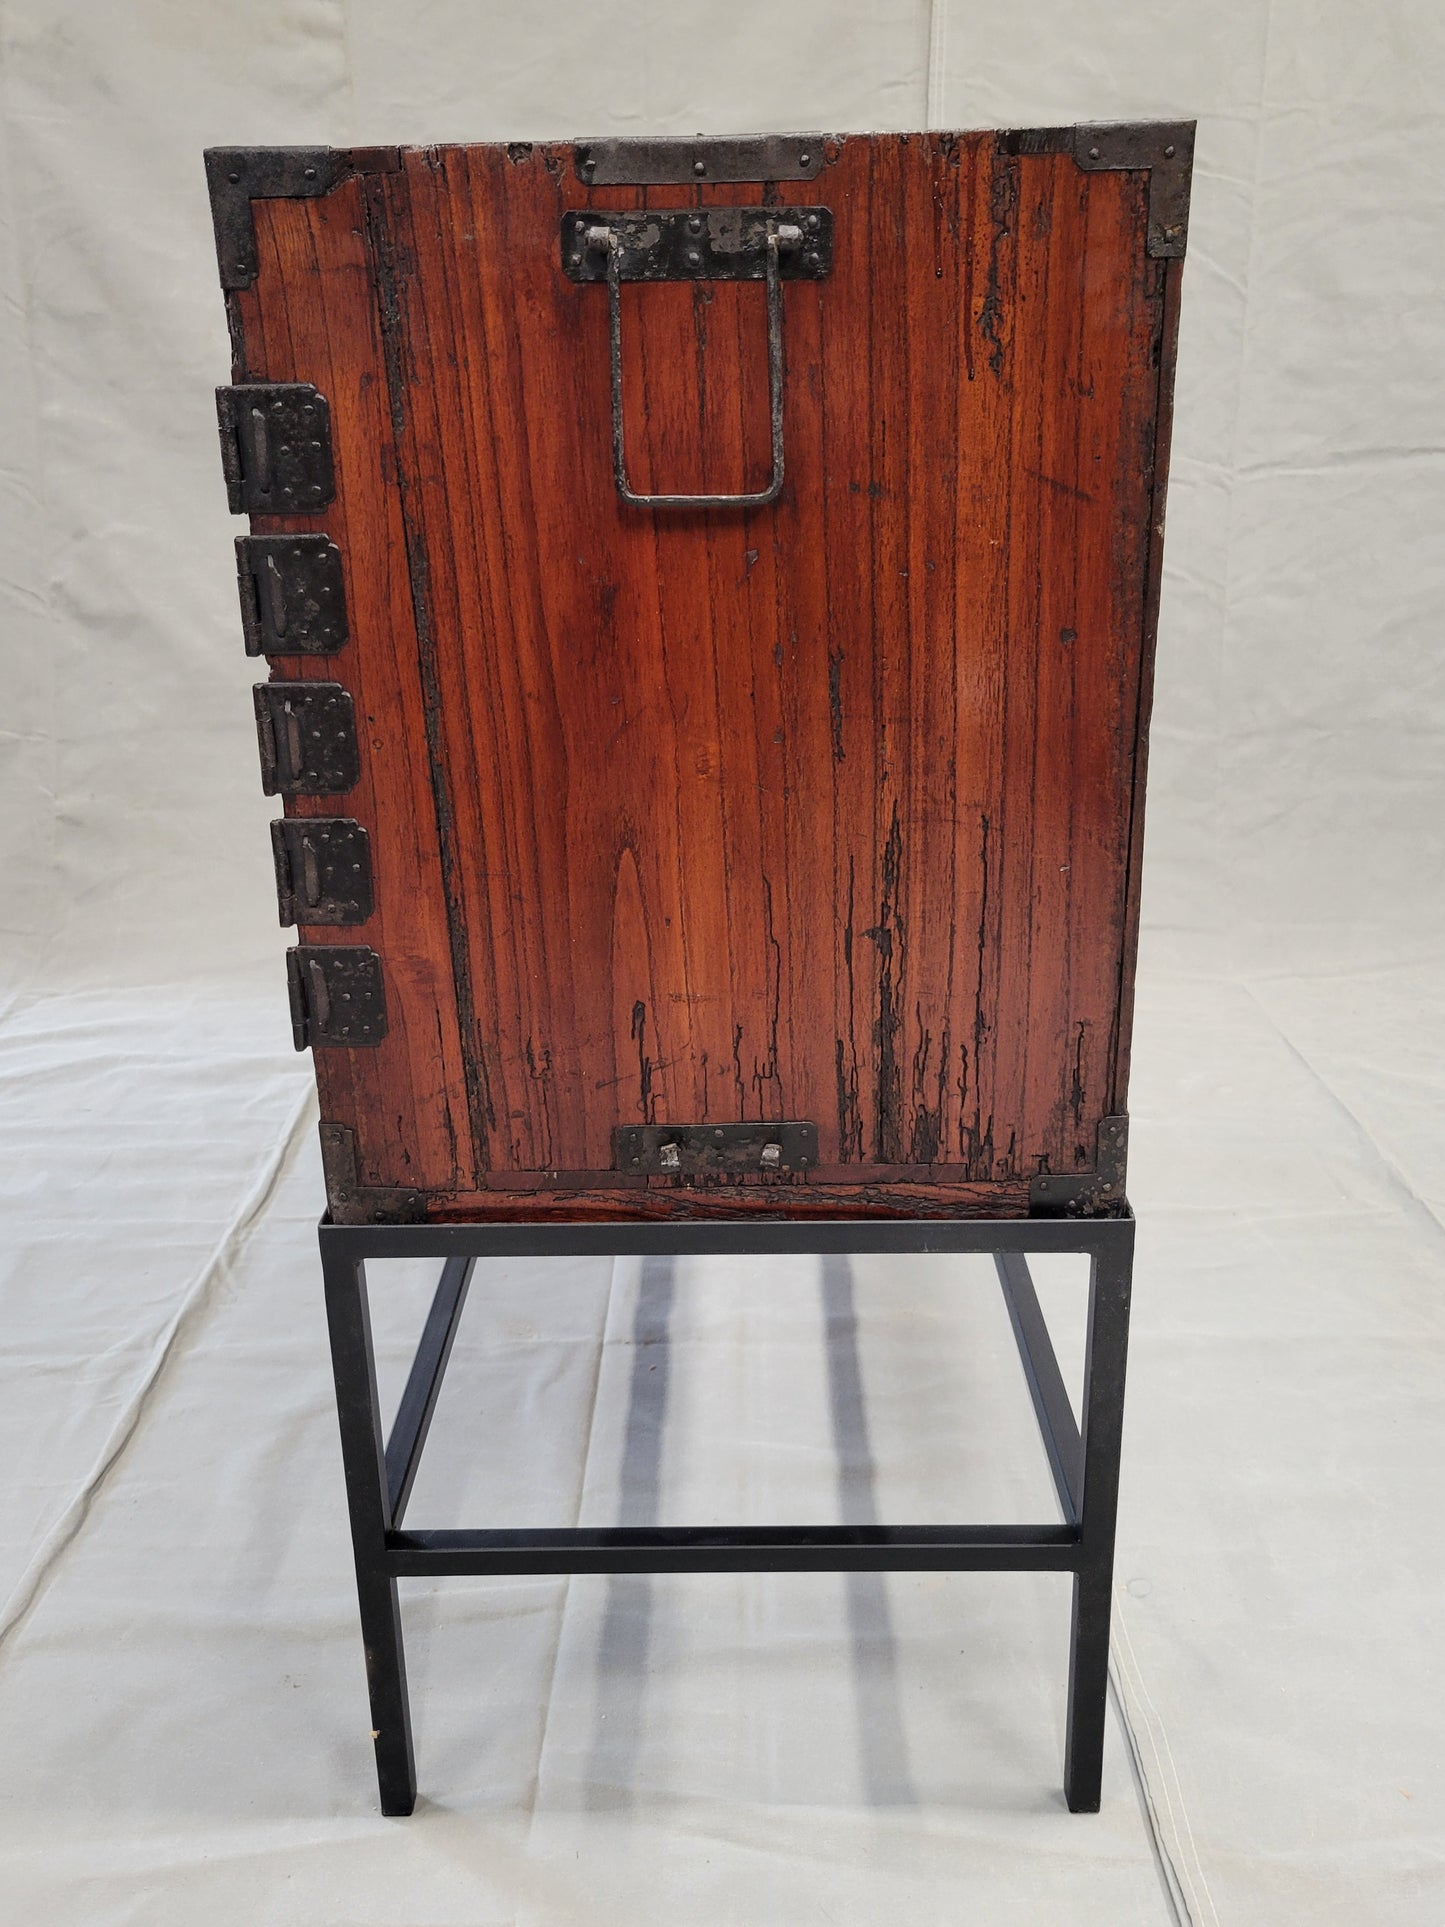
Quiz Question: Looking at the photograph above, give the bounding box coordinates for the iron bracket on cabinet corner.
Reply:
[287,945,388,1050]
[253,682,359,797]
[614,1121,818,1177]
[1001,121,1194,258]
[205,144,401,290]
[217,384,335,514]
[271,817,373,926]
[573,133,828,186]
[1074,122,1194,258]
[237,534,348,656]
[1029,1116,1129,1219]
[319,1123,425,1226]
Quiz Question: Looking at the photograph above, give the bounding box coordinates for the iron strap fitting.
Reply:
[573,134,827,186]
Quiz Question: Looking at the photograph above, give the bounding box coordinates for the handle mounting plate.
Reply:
[614,1122,818,1176]
[563,208,833,283]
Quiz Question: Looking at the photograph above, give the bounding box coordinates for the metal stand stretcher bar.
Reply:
[318,1211,1134,1817]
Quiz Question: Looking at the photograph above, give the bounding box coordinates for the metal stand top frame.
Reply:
[322,1211,1132,1260]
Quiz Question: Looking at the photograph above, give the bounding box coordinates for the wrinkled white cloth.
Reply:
[0,968,1440,1924]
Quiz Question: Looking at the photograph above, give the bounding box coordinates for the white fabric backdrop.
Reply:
[1,4,1442,1922]
[4,0,1444,997]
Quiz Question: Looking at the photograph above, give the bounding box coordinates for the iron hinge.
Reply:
[318,1122,425,1225]
[253,682,359,797]
[271,817,373,926]
[1029,1116,1129,1218]
[574,134,828,186]
[217,383,335,515]
[287,946,388,1050]
[613,1121,818,1177]
[236,534,348,656]
[204,145,401,291]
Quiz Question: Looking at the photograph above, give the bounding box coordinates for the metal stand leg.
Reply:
[1063,1226,1134,1812]
[320,1243,417,1816]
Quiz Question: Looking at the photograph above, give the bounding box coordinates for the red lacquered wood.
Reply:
[225,131,1177,1220]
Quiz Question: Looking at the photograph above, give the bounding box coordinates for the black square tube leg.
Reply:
[1063,1225,1133,1812]
[320,1242,417,1816]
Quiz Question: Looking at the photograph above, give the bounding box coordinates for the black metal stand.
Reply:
[318,1211,1134,1816]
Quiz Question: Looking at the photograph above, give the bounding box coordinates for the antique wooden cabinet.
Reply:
[207,123,1190,1819]
[210,126,1186,1227]
[217,124,1188,1230]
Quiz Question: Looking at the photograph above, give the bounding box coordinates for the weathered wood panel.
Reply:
[231,172,475,1196]
[223,130,1178,1219]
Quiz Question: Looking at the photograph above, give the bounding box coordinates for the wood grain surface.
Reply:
[225,131,1175,1219]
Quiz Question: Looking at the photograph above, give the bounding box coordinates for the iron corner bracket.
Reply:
[1072,122,1194,259]
[998,122,1194,259]
[1029,1115,1129,1218]
[319,1122,427,1226]
[205,145,402,291]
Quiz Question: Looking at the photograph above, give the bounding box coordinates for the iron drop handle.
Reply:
[587,220,799,512]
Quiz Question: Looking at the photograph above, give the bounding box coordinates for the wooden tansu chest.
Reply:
[208,125,1189,1226]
